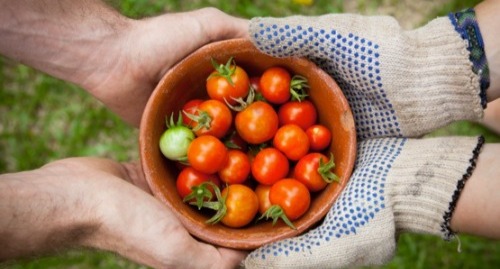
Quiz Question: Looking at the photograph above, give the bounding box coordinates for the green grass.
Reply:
[1,0,498,268]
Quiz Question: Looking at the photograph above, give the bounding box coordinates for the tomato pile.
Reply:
[159,57,339,229]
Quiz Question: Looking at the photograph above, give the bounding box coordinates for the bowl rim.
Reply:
[139,38,357,250]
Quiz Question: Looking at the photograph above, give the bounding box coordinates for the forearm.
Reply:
[0,0,130,91]
[450,143,500,239]
[476,0,500,101]
[0,165,100,260]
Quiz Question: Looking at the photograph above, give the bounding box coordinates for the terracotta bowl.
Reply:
[139,38,356,250]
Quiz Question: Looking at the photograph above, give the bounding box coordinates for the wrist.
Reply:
[0,164,100,259]
[0,0,133,100]
[475,0,500,101]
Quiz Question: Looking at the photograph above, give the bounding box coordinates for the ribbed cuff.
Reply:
[388,136,484,239]
[449,8,489,107]
[387,17,484,137]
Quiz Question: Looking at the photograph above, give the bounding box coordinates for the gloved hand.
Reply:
[245,136,483,268]
[244,9,489,269]
[249,10,488,140]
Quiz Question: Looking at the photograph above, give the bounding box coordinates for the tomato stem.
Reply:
[290,75,310,102]
[318,152,340,183]
[259,205,296,230]
[183,182,214,210]
[224,85,255,112]
[183,109,212,132]
[208,57,236,86]
[166,112,186,129]
[191,182,228,225]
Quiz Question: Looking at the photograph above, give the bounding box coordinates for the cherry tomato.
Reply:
[294,152,339,192]
[176,167,221,207]
[259,67,291,104]
[181,99,203,128]
[206,58,249,105]
[269,179,310,221]
[278,100,317,130]
[187,135,227,174]
[249,76,262,93]
[220,184,259,228]
[255,184,272,214]
[218,150,251,184]
[190,99,232,138]
[251,147,289,185]
[273,124,310,161]
[235,101,279,144]
[306,124,332,151]
[159,114,195,161]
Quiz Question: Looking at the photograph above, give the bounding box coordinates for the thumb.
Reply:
[249,14,398,58]
[148,8,249,80]
[249,15,327,58]
[193,7,249,43]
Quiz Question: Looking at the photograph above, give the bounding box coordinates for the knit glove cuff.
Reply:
[387,136,484,239]
[250,14,486,139]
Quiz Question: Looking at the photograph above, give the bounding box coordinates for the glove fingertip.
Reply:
[249,17,305,58]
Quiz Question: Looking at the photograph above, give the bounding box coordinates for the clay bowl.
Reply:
[139,38,356,250]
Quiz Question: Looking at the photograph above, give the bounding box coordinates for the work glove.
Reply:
[249,10,488,140]
[245,136,483,268]
[245,9,489,269]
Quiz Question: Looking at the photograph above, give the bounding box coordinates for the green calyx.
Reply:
[224,85,255,112]
[223,131,242,150]
[189,182,228,225]
[318,152,340,183]
[224,139,241,150]
[183,182,214,210]
[259,205,296,230]
[166,112,185,129]
[290,75,310,102]
[208,57,236,86]
[183,109,212,132]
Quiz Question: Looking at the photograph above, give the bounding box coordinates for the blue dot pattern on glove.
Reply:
[250,138,406,260]
[253,23,402,140]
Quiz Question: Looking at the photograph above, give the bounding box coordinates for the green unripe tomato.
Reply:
[159,114,195,161]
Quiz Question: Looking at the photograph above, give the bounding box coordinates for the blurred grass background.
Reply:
[1,0,499,268]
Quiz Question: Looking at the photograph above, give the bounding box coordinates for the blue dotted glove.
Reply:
[244,11,488,269]
[245,136,483,269]
[249,13,486,140]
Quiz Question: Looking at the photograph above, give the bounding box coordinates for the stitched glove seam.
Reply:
[441,135,484,239]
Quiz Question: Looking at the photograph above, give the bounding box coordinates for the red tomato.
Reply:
[181,99,203,128]
[273,124,310,161]
[294,152,338,192]
[190,99,232,138]
[255,184,272,214]
[187,135,227,174]
[206,59,249,105]
[260,67,291,104]
[218,150,251,184]
[306,124,332,151]
[251,147,289,185]
[278,100,317,130]
[220,184,259,228]
[269,179,310,221]
[235,101,279,144]
[249,76,261,92]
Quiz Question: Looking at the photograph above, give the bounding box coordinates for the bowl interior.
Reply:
[139,38,356,250]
